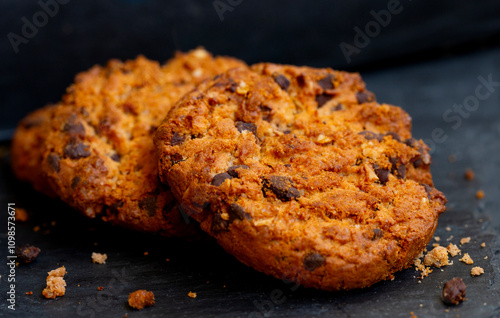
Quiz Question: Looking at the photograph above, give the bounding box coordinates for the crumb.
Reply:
[459,253,474,265]
[15,208,29,222]
[165,258,170,262]
[124,315,128,318]
[447,235,454,241]
[445,226,451,232]
[464,169,475,180]
[447,243,461,257]
[15,244,41,264]
[25,291,33,295]
[460,237,471,245]
[419,267,433,279]
[476,190,485,199]
[410,311,417,318]
[128,290,155,310]
[471,266,484,276]
[444,309,450,312]
[442,277,466,305]
[42,266,67,299]
[432,243,440,247]
[97,287,104,291]
[188,291,197,298]
[484,256,488,260]
[144,252,149,256]
[424,246,452,267]
[481,242,486,248]
[448,154,457,163]
[91,252,107,264]
[434,236,441,242]
[51,221,56,226]
[33,225,40,232]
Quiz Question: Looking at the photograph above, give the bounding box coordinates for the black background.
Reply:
[1,1,500,317]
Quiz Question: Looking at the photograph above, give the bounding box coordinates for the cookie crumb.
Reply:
[446,235,454,241]
[460,237,471,245]
[188,291,197,298]
[42,266,67,299]
[459,253,473,265]
[464,169,475,180]
[166,258,170,262]
[434,236,441,242]
[15,244,41,264]
[471,266,484,276]
[484,256,488,260]
[442,277,466,305]
[97,287,104,291]
[15,208,29,222]
[448,154,457,163]
[33,225,40,232]
[447,243,461,257]
[410,311,417,318]
[445,226,451,232]
[91,252,107,264]
[25,291,33,295]
[144,252,149,256]
[424,246,451,267]
[481,242,486,248]
[476,190,485,199]
[128,290,155,310]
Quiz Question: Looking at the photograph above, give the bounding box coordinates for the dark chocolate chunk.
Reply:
[235,121,257,137]
[260,105,273,122]
[227,165,249,178]
[358,131,383,141]
[397,164,406,179]
[170,153,184,165]
[211,173,233,186]
[15,244,41,264]
[110,153,121,162]
[139,197,157,217]
[71,176,81,189]
[421,183,432,199]
[404,137,420,149]
[333,104,343,111]
[211,213,229,232]
[374,166,390,184]
[122,102,138,115]
[443,277,466,305]
[63,121,85,136]
[372,228,383,240]
[384,132,401,142]
[412,157,423,168]
[356,91,376,104]
[63,142,91,159]
[315,93,333,108]
[303,252,325,271]
[170,132,186,146]
[107,201,124,215]
[296,74,307,87]
[317,74,335,90]
[47,153,60,172]
[273,73,290,91]
[389,157,399,166]
[229,203,252,222]
[262,176,300,201]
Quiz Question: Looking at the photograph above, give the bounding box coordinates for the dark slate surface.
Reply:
[0,44,499,317]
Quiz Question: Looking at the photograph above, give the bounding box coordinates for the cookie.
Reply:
[13,48,246,237]
[154,64,447,290]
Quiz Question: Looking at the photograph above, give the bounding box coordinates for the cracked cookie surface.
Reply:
[155,64,446,289]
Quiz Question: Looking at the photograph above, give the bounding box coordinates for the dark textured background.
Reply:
[1,1,500,317]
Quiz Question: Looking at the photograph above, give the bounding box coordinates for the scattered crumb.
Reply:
[464,169,475,180]
[42,266,67,299]
[432,243,440,247]
[442,277,466,305]
[15,244,41,264]
[444,309,450,312]
[434,236,441,242]
[448,154,457,163]
[128,290,155,310]
[91,252,107,264]
[447,243,461,257]
[447,235,454,241]
[144,252,149,256]
[471,266,484,276]
[476,190,485,199]
[188,291,197,298]
[460,253,474,265]
[460,237,471,245]
[33,225,40,232]
[445,226,451,232]
[15,208,29,222]
[410,311,417,318]
[97,287,104,291]
[484,256,488,260]
[25,291,33,295]
[424,246,452,267]
[481,242,486,248]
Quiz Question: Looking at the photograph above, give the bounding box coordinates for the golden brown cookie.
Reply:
[154,64,447,289]
[13,48,246,237]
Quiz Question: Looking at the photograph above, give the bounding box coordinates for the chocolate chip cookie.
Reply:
[13,48,246,237]
[154,64,447,289]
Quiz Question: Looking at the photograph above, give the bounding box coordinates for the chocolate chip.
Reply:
[404,137,420,148]
[421,183,432,199]
[374,166,390,184]
[443,277,466,305]
[211,213,229,232]
[356,91,376,103]
[170,153,184,165]
[171,132,186,146]
[227,165,249,178]
[122,102,138,115]
[296,74,307,87]
[372,228,383,240]
[235,121,257,137]
[139,197,157,217]
[332,104,343,111]
[211,173,233,186]
[262,176,300,201]
[397,164,406,179]
[260,105,273,122]
[63,142,91,159]
[229,203,252,222]
[358,131,383,141]
[110,153,121,162]
[47,153,60,172]
[413,157,423,168]
[273,73,290,91]
[15,244,41,264]
[385,132,401,142]
[71,176,81,189]
[107,201,124,215]
[63,121,85,136]
[303,252,325,271]
[317,74,335,90]
[315,93,333,108]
